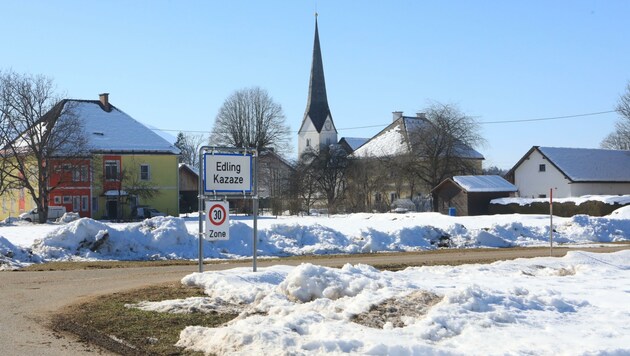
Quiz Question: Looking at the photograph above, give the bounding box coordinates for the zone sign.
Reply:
[204,153,253,194]
[205,201,229,240]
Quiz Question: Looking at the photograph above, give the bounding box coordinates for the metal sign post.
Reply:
[198,146,258,273]
[549,188,553,257]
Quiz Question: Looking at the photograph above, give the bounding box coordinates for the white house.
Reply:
[506,146,630,198]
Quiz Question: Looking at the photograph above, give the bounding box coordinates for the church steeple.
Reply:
[298,14,338,158]
[303,15,332,133]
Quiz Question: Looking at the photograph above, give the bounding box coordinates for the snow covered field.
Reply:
[2,207,630,354]
[158,250,629,355]
[1,206,630,270]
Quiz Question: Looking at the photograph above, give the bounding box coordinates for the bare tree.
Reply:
[300,145,349,214]
[289,157,319,214]
[175,131,206,167]
[483,165,508,176]
[345,157,388,212]
[210,87,291,155]
[0,70,89,222]
[601,82,630,150]
[408,103,484,211]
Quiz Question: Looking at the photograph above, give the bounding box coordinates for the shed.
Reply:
[432,175,517,216]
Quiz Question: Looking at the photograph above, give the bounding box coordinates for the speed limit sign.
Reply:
[205,201,229,240]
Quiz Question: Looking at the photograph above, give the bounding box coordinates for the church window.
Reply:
[306,139,311,147]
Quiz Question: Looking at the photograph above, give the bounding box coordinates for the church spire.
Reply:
[302,15,332,133]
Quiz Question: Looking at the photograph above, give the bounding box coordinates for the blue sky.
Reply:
[2,1,629,169]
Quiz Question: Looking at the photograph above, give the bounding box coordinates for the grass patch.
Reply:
[22,259,199,271]
[52,282,238,355]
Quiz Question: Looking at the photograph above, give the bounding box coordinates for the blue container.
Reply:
[448,207,456,216]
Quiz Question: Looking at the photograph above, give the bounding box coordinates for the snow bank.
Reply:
[1,211,629,267]
[609,205,630,219]
[0,236,40,270]
[31,217,201,261]
[171,251,630,355]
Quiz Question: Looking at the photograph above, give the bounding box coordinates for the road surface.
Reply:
[1,245,628,355]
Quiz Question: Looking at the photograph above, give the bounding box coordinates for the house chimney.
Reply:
[99,93,110,111]
[416,112,426,119]
[392,111,403,122]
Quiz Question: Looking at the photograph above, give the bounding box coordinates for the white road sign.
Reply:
[204,153,253,194]
[205,201,229,240]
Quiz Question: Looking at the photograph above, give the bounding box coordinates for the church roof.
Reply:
[300,16,333,134]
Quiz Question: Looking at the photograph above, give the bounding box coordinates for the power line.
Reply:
[479,110,616,124]
[151,109,617,135]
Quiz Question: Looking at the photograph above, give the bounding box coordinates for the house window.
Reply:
[80,165,89,182]
[63,196,72,204]
[81,196,89,212]
[72,166,81,182]
[92,197,99,214]
[54,196,61,204]
[105,160,120,181]
[390,193,398,202]
[72,196,80,212]
[375,193,382,202]
[538,194,547,198]
[306,138,311,147]
[140,164,150,181]
[539,164,546,172]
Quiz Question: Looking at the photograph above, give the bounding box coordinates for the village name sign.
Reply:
[203,153,253,193]
[198,147,259,273]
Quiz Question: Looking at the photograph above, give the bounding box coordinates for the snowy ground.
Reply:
[1,206,630,270]
[2,206,630,354]
[138,250,628,355]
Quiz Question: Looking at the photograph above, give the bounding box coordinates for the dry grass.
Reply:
[52,282,238,355]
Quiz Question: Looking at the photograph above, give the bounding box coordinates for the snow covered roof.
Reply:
[57,100,180,154]
[179,163,199,176]
[537,147,630,182]
[452,175,517,192]
[508,146,630,183]
[339,137,369,151]
[353,120,408,157]
[353,116,484,160]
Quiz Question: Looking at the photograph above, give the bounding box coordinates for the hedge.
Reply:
[488,200,628,217]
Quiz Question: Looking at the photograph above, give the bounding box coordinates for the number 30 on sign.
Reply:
[205,201,229,240]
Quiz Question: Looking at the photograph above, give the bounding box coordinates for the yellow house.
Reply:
[0,93,180,221]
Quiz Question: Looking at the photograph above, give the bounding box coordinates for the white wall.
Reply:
[514,149,571,198]
[297,115,338,159]
[298,118,319,158]
[570,182,630,196]
[318,117,338,148]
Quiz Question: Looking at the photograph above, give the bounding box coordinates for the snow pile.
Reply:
[609,205,630,219]
[1,209,629,267]
[56,212,81,224]
[31,217,200,261]
[165,251,630,355]
[0,236,40,270]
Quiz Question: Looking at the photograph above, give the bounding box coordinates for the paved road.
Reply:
[1,245,628,355]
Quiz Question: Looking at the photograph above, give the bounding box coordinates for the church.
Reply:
[297,15,339,158]
[296,17,484,213]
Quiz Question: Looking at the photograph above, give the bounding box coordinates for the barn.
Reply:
[432,175,517,216]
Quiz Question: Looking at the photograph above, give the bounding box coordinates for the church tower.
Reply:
[297,15,338,159]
